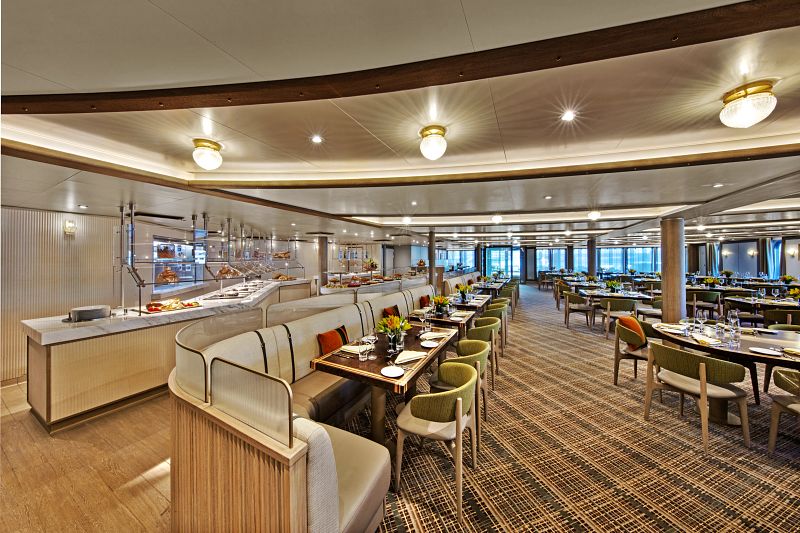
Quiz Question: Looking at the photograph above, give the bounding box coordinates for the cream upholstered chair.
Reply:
[767,368,800,456]
[430,339,490,447]
[467,317,501,386]
[644,342,750,452]
[395,362,478,523]
[595,298,637,339]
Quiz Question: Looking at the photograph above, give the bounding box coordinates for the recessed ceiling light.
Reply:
[587,211,602,220]
[718,236,725,241]
[411,201,417,206]
[705,232,713,238]
[564,230,572,236]
[343,229,347,233]
[491,215,503,224]
[712,183,724,188]
[291,223,296,226]
[310,134,324,144]
[561,110,576,122]
[696,224,706,231]
[544,195,553,200]
[354,233,358,236]
[77,204,88,209]
[555,238,561,243]
[507,232,513,238]
[391,236,395,240]
[401,216,412,225]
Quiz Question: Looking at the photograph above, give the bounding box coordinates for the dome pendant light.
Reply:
[192,138,223,170]
[419,125,447,160]
[719,80,776,129]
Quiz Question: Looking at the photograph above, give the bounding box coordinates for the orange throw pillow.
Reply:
[419,295,431,308]
[317,325,349,355]
[617,316,646,350]
[383,305,400,318]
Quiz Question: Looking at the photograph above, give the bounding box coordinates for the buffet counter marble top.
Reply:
[22,279,310,346]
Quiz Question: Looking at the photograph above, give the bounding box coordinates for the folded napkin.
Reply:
[395,350,428,364]
[339,344,371,355]
[691,333,722,346]
[783,347,800,356]
[656,324,687,333]
[421,331,449,340]
[451,311,471,317]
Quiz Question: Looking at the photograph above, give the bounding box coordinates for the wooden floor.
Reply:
[1,383,171,532]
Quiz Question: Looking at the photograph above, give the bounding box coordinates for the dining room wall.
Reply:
[784,238,800,277]
[720,240,759,274]
[394,245,412,269]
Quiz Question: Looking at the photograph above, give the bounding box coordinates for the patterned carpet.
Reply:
[349,285,800,532]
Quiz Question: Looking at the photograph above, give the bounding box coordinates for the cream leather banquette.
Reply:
[443,271,481,296]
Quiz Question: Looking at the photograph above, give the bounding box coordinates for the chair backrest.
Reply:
[688,290,721,304]
[652,297,663,310]
[409,362,477,422]
[616,323,646,349]
[650,342,745,384]
[564,291,587,305]
[767,324,800,331]
[764,309,800,325]
[773,368,800,395]
[482,308,504,322]
[454,339,490,373]
[599,298,637,312]
[467,319,500,341]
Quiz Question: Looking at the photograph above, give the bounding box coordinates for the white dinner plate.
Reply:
[450,317,464,322]
[749,347,783,357]
[420,340,439,349]
[380,365,405,378]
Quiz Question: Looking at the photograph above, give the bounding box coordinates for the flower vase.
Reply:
[435,305,446,318]
[460,291,467,303]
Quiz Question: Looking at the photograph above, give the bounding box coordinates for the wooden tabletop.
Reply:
[310,325,456,394]
[725,296,800,309]
[652,323,800,371]
[579,289,651,300]
[449,294,491,311]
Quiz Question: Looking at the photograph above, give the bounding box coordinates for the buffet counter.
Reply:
[22,278,311,433]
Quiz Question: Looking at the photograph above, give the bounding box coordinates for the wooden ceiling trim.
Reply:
[4,0,799,114]
[191,143,800,189]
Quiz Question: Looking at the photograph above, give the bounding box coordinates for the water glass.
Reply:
[772,288,780,299]
[358,338,369,362]
[759,288,767,299]
[695,309,707,333]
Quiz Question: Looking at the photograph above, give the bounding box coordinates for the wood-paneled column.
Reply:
[317,236,328,290]
[587,238,597,277]
[757,238,769,275]
[780,237,787,275]
[661,218,686,323]
[566,245,574,271]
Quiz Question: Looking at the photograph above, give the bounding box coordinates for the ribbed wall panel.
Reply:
[1,207,117,382]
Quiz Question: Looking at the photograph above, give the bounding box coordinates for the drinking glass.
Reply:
[358,337,369,362]
[695,309,707,333]
[367,327,378,360]
[759,288,767,299]
[386,331,397,356]
[419,312,427,333]
[729,320,741,349]
[772,288,780,299]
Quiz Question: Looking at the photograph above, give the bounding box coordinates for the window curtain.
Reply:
[767,238,782,279]
[707,243,720,276]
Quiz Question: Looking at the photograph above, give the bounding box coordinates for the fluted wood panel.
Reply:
[1,207,117,383]
[171,393,308,532]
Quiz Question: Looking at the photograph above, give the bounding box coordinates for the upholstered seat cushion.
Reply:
[396,405,469,441]
[569,303,593,311]
[638,308,662,316]
[772,394,800,415]
[293,372,368,422]
[622,346,649,359]
[322,423,390,533]
[657,369,746,399]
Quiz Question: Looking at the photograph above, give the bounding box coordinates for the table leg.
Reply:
[371,386,387,443]
[708,398,741,426]
[404,381,418,406]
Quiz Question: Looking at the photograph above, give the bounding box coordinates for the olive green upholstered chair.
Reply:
[760,324,800,393]
[764,309,800,327]
[484,305,508,348]
[723,299,763,326]
[636,297,662,322]
[467,317,501,386]
[498,288,516,319]
[395,362,478,523]
[645,342,750,452]
[563,291,594,330]
[594,298,638,339]
[767,369,800,455]
[613,319,657,385]
[686,290,723,319]
[768,324,800,331]
[431,339,490,445]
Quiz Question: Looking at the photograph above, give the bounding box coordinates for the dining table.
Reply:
[725,296,800,310]
[449,293,491,313]
[652,322,800,424]
[310,325,457,445]
[409,307,476,338]
[473,278,509,297]
[578,289,652,303]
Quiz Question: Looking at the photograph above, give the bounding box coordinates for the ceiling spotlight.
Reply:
[561,110,576,122]
[587,211,602,221]
[291,223,296,226]
[544,195,553,200]
[310,134,324,144]
[411,201,418,206]
[401,216,412,225]
[555,238,561,243]
[354,233,358,236]
[192,138,223,170]
[507,232,513,238]
[77,204,88,209]
[419,125,447,160]
[712,183,724,188]
[343,229,347,233]
[705,232,713,238]
[564,230,572,236]
[696,225,706,231]
[491,215,503,224]
[719,80,776,128]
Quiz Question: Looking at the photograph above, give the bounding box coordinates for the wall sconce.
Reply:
[747,249,757,257]
[63,220,77,236]
[722,250,731,257]
[789,248,798,257]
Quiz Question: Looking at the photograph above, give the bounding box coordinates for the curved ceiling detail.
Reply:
[3,0,798,114]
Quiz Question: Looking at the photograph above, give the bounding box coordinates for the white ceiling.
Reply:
[2,0,737,94]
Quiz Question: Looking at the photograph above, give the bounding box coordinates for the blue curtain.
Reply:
[767,238,782,279]
[707,243,720,275]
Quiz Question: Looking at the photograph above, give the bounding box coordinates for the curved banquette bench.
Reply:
[175,285,436,426]
[443,271,481,296]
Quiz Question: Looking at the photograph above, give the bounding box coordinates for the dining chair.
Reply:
[613,317,657,385]
[466,317,501,387]
[554,281,567,310]
[763,309,800,327]
[644,342,750,452]
[498,288,515,319]
[484,304,508,348]
[723,299,764,326]
[767,368,800,455]
[395,362,478,523]
[430,339,490,447]
[636,297,662,322]
[761,324,800,394]
[687,291,723,319]
[563,291,594,330]
[594,298,638,339]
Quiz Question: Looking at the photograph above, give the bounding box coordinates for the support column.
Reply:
[428,230,436,287]
[687,244,701,274]
[587,238,597,277]
[520,246,527,283]
[317,236,329,289]
[475,244,483,274]
[757,238,769,275]
[661,218,686,323]
[780,237,787,276]
[705,243,715,276]
[566,245,574,271]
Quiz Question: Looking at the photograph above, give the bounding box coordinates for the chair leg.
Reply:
[633,359,638,380]
[643,359,654,421]
[613,354,621,386]
[605,316,610,339]
[565,309,570,328]
[455,433,463,523]
[698,398,709,452]
[469,415,477,469]
[768,402,782,456]
[679,392,685,416]
[737,397,750,448]
[481,383,488,422]
[764,364,774,393]
[394,430,406,493]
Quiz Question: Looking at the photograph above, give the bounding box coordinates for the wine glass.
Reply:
[772,288,780,299]
[695,309,707,333]
[386,331,397,356]
[758,288,767,299]
[366,327,378,360]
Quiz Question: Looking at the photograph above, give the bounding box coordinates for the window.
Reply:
[486,246,517,276]
[574,248,588,273]
[626,247,654,273]
[599,247,624,272]
[551,248,566,270]
[536,249,550,272]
